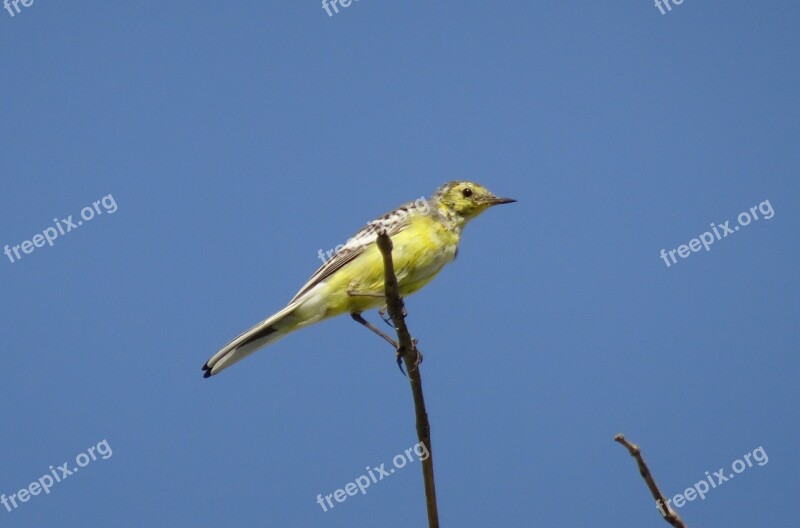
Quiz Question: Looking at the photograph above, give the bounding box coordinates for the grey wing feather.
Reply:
[289,204,415,303]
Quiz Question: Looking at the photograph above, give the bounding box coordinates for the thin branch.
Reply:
[376,232,439,528]
[614,434,687,528]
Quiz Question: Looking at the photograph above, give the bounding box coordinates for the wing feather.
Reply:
[289,204,415,303]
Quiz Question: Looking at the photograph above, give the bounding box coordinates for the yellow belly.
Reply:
[321,216,459,316]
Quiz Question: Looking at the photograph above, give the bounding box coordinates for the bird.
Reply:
[202,181,515,378]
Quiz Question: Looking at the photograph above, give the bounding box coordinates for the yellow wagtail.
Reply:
[202,181,515,377]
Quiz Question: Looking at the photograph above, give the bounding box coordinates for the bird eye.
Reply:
[461,188,473,198]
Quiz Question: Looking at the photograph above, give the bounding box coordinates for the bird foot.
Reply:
[396,339,423,376]
[379,306,394,328]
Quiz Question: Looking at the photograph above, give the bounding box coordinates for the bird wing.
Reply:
[289,204,416,303]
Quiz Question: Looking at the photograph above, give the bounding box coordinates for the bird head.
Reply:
[433,181,516,222]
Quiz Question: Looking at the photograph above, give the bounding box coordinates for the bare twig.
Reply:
[376,232,439,528]
[614,434,687,528]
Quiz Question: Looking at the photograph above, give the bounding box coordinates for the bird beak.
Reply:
[487,196,516,206]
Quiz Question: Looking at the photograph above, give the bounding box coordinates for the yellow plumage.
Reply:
[203,181,514,377]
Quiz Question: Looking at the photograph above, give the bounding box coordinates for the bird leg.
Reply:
[350,313,407,375]
[379,305,407,327]
[378,305,394,328]
[377,305,416,371]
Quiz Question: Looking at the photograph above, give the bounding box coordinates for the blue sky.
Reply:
[1,1,798,526]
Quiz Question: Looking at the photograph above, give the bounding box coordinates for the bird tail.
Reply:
[202,302,301,378]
